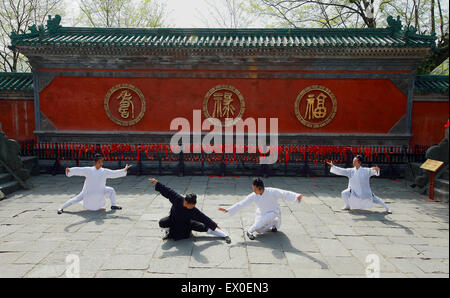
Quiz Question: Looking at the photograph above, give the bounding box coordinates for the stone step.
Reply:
[0,173,13,184]
[435,178,449,193]
[20,156,40,176]
[433,188,449,203]
[0,181,20,196]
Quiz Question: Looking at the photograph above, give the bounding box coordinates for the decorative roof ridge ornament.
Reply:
[46,15,62,34]
[386,15,403,38]
[387,15,436,47]
[9,14,61,50]
[404,24,437,46]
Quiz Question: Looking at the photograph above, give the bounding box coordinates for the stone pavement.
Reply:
[0,174,448,278]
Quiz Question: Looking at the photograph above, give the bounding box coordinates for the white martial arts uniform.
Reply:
[227,187,300,234]
[330,165,389,210]
[61,166,127,211]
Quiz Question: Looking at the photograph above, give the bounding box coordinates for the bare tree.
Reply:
[77,0,169,28]
[247,0,384,28]
[430,0,435,33]
[0,0,64,72]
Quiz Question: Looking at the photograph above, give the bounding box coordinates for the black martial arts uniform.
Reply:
[155,182,218,241]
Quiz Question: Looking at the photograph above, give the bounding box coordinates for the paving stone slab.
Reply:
[0,264,35,278]
[101,254,151,270]
[95,270,144,278]
[313,239,352,257]
[25,264,66,278]
[249,264,294,278]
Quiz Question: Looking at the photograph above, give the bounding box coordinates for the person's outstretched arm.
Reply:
[193,209,218,231]
[369,166,380,177]
[149,178,184,205]
[219,193,255,216]
[272,188,303,203]
[104,165,132,179]
[66,167,88,177]
[327,161,352,177]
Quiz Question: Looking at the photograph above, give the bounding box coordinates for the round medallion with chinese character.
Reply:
[295,85,337,128]
[104,84,146,126]
[203,85,245,127]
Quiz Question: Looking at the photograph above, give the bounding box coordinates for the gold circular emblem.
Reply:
[203,85,245,127]
[104,84,146,126]
[295,85,337,128]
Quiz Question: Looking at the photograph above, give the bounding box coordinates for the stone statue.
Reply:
[414,124,449,188]
[0,132,30,181]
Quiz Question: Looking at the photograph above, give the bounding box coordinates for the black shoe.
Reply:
[111,205,122,210]
[246,231,255,240]
[271,227,277,233]
[224,236,231,244]
[57,209,63,215]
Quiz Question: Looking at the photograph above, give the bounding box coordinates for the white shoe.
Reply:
[386,209,392,214]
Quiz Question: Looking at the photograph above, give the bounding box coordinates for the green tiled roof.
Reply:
[415,75,449,95]
[0,72,33,92]
[9,15,436,53]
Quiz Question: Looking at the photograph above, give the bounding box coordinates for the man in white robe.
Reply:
[219,178,302,240]
[58,154,131,214]
[327,155,391,213]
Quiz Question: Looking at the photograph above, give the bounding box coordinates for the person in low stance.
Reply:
[149,178,231,244]
[219,178,303,240]
[58,153,131,214]
[327,155,391,213]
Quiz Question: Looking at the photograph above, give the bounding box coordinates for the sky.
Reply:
[165,0,214,28]
[62,0,268,28]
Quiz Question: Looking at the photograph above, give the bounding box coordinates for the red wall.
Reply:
[411,101,449,146]
[0,100,35,141]
[39,76,407,134]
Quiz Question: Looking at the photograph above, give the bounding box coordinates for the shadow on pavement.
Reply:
[238,231,329,269]
[348,210,414,235]
[63,209,133,232]
[159,235,225,264]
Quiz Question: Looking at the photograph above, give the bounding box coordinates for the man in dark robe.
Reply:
[149,178,231,243]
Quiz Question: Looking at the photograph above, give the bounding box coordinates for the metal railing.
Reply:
[19,140,429,178]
